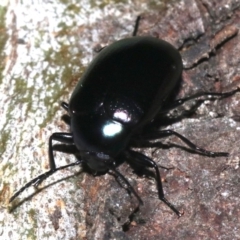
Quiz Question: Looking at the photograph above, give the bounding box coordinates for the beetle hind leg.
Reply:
[132,15,141,36]
[143,129,229,157]
[161,88,240,113]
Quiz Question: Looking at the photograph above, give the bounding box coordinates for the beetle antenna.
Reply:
[9,160,83,203]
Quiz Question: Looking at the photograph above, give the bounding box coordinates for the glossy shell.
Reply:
[69,36,183,155]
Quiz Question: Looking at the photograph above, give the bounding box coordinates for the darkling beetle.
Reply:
[10,16,240,217]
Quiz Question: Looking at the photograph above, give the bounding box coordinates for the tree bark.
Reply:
[1,0,240,239]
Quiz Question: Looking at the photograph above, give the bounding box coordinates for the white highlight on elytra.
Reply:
[103,122,122,137]
[113,110,131,122]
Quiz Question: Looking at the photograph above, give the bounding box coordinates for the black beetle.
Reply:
[10,17,239,217]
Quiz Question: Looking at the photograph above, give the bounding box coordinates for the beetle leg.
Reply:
[9,132,83,202]
[60,102,71,125]
[132,15,141,36]
[48,133,75,169]
[33,132,78,186]
[61,101,69,112]
[144,129,228,157]
[127,150,182,217]
[161,87,240,112]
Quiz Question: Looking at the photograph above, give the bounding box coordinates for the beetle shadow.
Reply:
[126,158,159,180]
[152,99,205,129]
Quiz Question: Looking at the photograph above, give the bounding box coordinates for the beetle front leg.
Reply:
[48,132,75,170]
[9,132,82,202]
[32,133,78,186]
[127,150,183,217]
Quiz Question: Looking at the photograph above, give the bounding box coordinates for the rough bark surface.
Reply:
[1,0,240,240]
